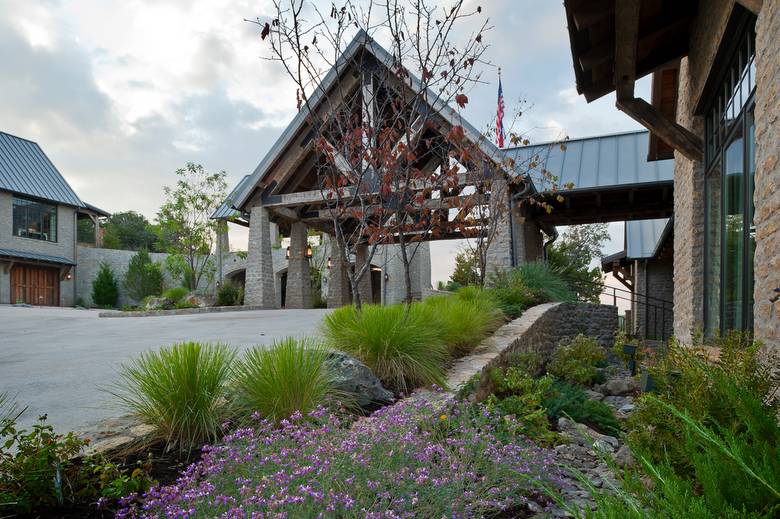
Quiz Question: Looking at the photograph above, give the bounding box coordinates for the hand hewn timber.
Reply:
[616,97,703,161]
[736,0,763,14]
[614,0,640,101]
[314,193,489,219]
[568,0,612,31]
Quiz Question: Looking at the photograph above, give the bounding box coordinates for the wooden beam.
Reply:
[616,97,703,161]
[736,0,763,14]
[569,0,612,30]
[614,0,640,101]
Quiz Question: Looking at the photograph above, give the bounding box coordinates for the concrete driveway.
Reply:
[0,305,329,434]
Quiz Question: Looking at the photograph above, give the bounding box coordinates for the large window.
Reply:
[703,16,756,335]
[12,196,58,242]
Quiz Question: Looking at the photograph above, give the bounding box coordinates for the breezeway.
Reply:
[0,305,329,434]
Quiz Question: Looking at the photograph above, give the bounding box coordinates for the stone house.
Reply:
[0,131,108,306]
[562,0,779,349]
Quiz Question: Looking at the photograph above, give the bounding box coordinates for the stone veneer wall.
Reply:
[753,0,780,351]
[633,258,674,340]
[470,302,618,400]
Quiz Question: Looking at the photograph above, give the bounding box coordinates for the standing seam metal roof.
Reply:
[211,175,252,220]
[626,218,671,260]
[0,132,84,207]
[503,130,674,192]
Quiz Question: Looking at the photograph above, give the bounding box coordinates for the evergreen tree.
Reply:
[123,249,164,302]
[91,262,119,308]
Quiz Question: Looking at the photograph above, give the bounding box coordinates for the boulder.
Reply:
[613,444,635,468]
[184,293,207,308]
[558,417,619,453]
[599,376,639,396]
[144,296,166,310]
[326,352,394,413]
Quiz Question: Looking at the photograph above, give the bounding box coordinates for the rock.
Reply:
[618,403,636,414]
[184,294,207,307]
[87,435,133,455]
[144,296,166,310]
[558,417,619,453]
[613,444,635,468]
[585,390,605,401]
[130,424,156,438]
[603,395,633,409]
[601,377,639,396]
[326,351,394,412]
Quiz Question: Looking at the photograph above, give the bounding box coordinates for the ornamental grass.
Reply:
[116,397,563,518]
[232,337,350,422]
[108,341,235,453]
[321,304,448,394]
[419,293,503,357]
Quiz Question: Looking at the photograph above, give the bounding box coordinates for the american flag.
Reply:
[496,72,506,148]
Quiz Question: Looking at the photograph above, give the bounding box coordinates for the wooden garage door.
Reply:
[10,265,60,306]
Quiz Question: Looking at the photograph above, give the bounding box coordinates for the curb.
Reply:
[98,305,269,318]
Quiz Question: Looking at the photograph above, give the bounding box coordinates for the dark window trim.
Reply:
[11,194,59,244]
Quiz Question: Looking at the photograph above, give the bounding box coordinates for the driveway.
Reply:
[0,305,329,434]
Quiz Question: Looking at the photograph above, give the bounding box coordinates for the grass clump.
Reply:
[419,293,502,356]
[161,286,189,304]
[109,341,235,453]
[547,334,607,386]
[322,304,448,394]
[232,337,347,422]
[215,282,243,306]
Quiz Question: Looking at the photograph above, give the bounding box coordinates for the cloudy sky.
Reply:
[0,0,650,287]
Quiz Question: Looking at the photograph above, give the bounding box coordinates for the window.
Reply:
[703,15,756,335]
[12,196,58,242]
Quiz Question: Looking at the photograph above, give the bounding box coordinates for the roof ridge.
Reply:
[0,130,41,146]
[504,129,649,150]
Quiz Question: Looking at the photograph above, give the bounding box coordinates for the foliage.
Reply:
[157,163,227,291]
[542,381,620,436]
[123,249,164,302]
[215,282,243,307]
[547,334,607,386]
[419,293,502,356]
[161,286,189,305]
[108,342,236,453]
[76,217,96,244]
[0,414,87,513]
[102,211,163,252]
[626,332,780,476]
[485,367,555,442]
[449,248,480,287]
[321,304,448,394]
[0,393,19,424]
[546,224,610,303]
[91,262,119,308]
[512,262,577,303]
[78,454,155,503]
[232,338,348,422]
[116,398,563,518]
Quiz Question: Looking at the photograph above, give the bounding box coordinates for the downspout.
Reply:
[542,229,558,262]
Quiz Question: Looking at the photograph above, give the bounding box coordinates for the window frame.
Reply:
[11,195,59,243]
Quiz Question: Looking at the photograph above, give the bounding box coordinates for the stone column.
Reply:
[327,239,352,308]
[355,243,373,305]
[285,221,312,309]
[485,177,513,280]
[512,214,543,265]
[244,206,276,308]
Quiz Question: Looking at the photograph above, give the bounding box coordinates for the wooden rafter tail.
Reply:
[616,97,703,161]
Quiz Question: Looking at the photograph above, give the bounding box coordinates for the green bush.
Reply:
[497,262,576,303]
[232,337,347,422]
[162,286,189,304]
[215,282,243,306]
[542,380,620,436]
[123,249,164,302]
[91,262,119,308]
[108,342,235,453]
[321,304,448,394]
[419,294,502,356]
[547,334,607,386]
[484,366,555,443]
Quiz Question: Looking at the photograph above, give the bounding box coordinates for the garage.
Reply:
[9,264,61,306]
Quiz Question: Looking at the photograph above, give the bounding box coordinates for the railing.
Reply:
[562,275,674,342]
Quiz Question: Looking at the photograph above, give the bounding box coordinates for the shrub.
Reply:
[547,334,607,386]
[161,286,189,304]
[419,294,502,356]
[542,381,620,436]
[117,398,563,518]
[108,342,235,453]
[495,262,575,304]
[91,262,119,308]
[232,337,347,422]
[215,282,243,306]
[485,366,555,442]
[321,304,448,394]
[123,249,164,302]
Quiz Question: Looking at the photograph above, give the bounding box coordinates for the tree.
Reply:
[157,163,227,291]
[546,223,610,303]
[449,248,480,287]
[91,262,119,308]
[102,211,160,251]
[123,249,164,302]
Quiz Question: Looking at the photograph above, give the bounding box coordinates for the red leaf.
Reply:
[455,94,468,108]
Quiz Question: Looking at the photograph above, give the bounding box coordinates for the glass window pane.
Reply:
[705,160,722,335]
[723,126,745,331]
[746,108,756,329]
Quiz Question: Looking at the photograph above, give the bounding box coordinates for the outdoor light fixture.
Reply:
[327,257,332,268]
[65,273,72,280]
[384,273,389,282]
[285,246,291,259]
[306,246,313,259]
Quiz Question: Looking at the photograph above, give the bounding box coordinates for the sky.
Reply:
[0,0,650,303]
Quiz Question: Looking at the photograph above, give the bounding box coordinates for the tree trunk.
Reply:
[398,233,413,305]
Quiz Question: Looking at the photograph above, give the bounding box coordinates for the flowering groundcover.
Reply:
[117,396,563,518]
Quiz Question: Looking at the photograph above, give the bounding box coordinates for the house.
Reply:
[0,131,109,306]
[562,1,779,349]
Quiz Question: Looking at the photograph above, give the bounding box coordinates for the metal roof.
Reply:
[233,30,509,210]
[626,218,671,259]
[0,248,75,266]
[81,202,111,218]
[0,132,85,207]
[212,175,252,220]
[504,130,674,193]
